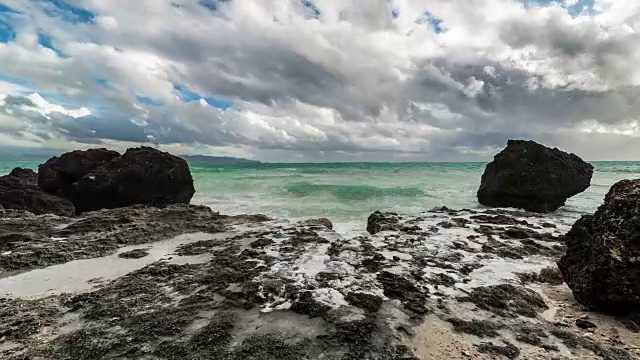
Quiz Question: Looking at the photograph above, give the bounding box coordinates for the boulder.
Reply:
[558,179,640,315]
[477,140,593,213]
[38,148,120,194]
[0,168,75,216]
[302,218,334,230]
[7,167,38,186]
[367,211,406,235]
[67,147,195,213]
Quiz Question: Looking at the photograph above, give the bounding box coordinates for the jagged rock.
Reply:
[7,167,37,186]
[477,140,593,213]
[302,218,334,230]
[0,168,75,216]
[367,211,400,235]
[558,179,640,315]
[65,147,195,213]
[118,249,150,259]
[575,319,597,330]
[366,211,422,235]
[38,148,120,194]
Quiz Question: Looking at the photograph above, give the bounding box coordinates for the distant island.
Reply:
[181,155,261,165]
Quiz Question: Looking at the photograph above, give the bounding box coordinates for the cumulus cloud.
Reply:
[0,0,638,161]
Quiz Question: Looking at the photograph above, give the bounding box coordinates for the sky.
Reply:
[0,0,639,162]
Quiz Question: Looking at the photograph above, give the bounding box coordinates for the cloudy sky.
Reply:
[0,0,639,162]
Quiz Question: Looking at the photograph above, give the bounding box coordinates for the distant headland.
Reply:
[181,155,261,165]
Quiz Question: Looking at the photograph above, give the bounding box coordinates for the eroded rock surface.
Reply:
[477,140,593,213]
[559,179,640,315]
[0,168,75,217]
[38,148,120,194]
[0,204,240,273]
[37,147,195,214]
[67,147,195,213]
[1,207,637,360]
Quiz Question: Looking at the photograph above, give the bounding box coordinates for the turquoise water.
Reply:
[2,161,640,235]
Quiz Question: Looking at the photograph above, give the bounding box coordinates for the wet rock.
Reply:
[227,214,271,223]
[367,211,401,235]
[458,284,548,318]
[0,204,233,273]
[118,249,149,259]
[0,168,75,217]
[231,334,314,360]
[345,292,383,313]
[290,291,332,319]
[502,227,537,239]
[470,214,527,226]
[446,318,502,338]
[514,325,548,347]
[332,318,378,355]
[558,179,640,315]
[481,238,526,259]
[301,218,333,230]
[437,221,454,229]
[550,328,635,360]
[477,341,520,359]
[7,168,37,186]
[427,273,457,287]
[67,147,195,213]
[0,298,63,343]
[249,237,275,248]
[576,319,597,330]
[477,139,593,213]
[285,229,330,247]
[377,271,429,317]
[38,148,120,194]
[0,185,76,217]
[452,217,471,227]
[50,326,138,359]
[361,253,386,273]
[187,311,236,356]
[517,266,564,286]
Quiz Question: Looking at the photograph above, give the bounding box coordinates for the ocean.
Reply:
[2,161,640,236]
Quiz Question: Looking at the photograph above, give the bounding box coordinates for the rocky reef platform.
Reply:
[2,205,638,359]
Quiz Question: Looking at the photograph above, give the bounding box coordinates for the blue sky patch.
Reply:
[33,0,96,24]
[37,31,64,54]
[136,95,163,106]
[522,0,596,16]
[0,18,15,43]
[565,0,596,16]
[174,84,232,110]
[0,3,19,43]
[0,73,34,92]
[301,1,320,19]
[199,0,231,11]
[417,12,446,34]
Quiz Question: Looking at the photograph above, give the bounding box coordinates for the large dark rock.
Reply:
[38,148,120,194]
[0,168,75,216]
[477,140,593,213]
[67,147,195,213]
[558,179,640,315]
[7,168,38,186]
[366,211,401,235]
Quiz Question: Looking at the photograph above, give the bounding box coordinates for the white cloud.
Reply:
[0,0,638,160]
[23,93,91,119]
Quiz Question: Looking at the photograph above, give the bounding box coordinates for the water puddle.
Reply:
[0,232,229,299]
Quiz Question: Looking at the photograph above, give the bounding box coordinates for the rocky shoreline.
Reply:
[1,141,639,359]
[1,205,639,359]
